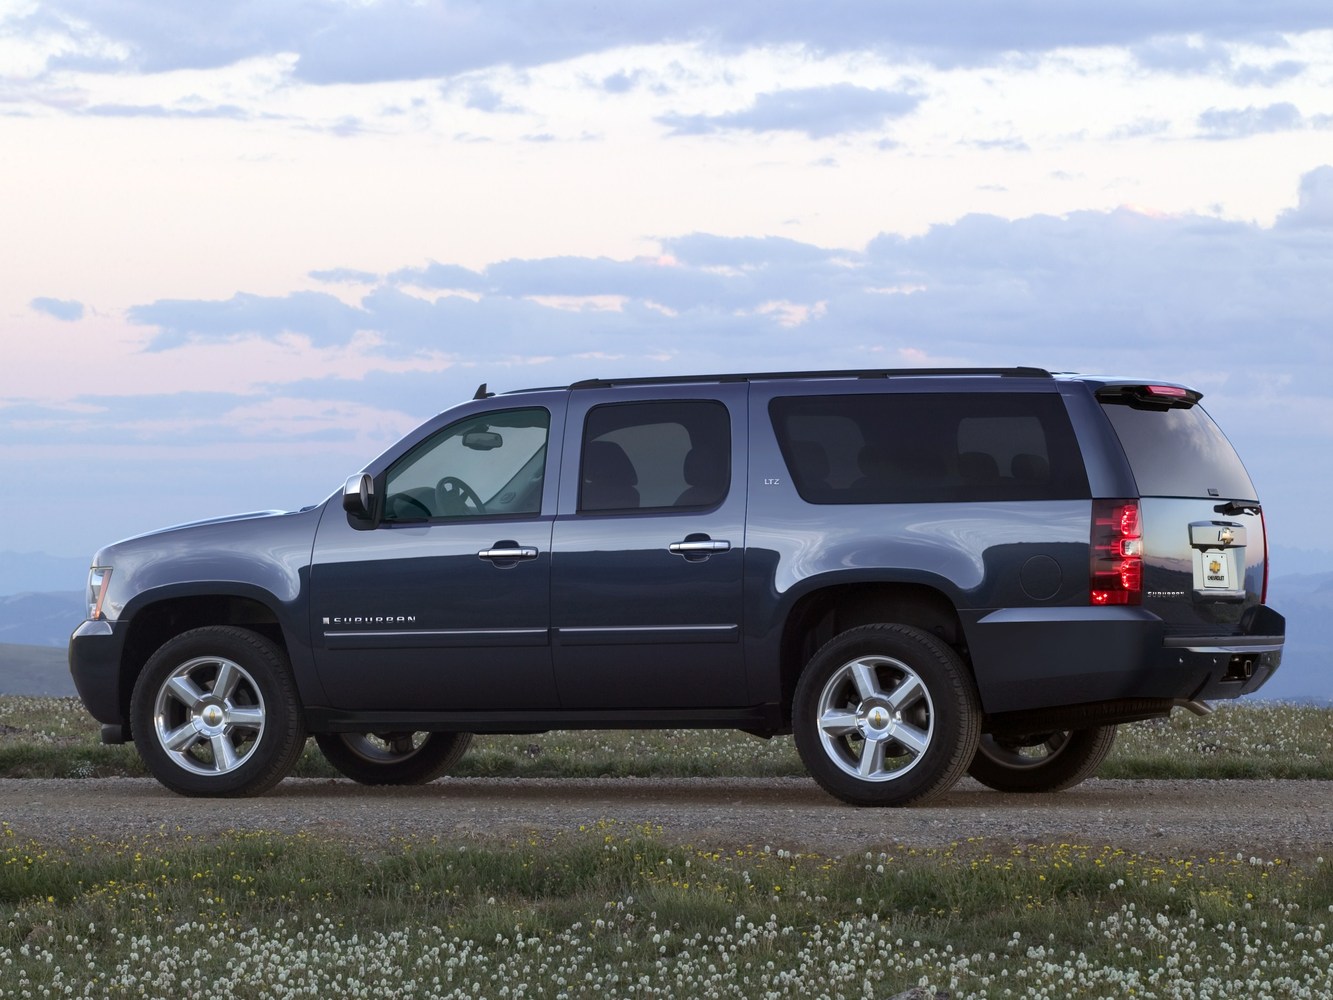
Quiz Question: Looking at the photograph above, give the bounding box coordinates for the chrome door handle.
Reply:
[478,545,538,561]
[669,539,731,555]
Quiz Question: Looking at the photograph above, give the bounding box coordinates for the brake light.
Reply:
[1090,500,1142,606]
[1260,508,1269,604]
[1145,385,1188,398]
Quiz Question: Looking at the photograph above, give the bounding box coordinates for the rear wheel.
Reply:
[130,626,306,797]
[315,731,472,785]
[968,726,1116,793]
[793,624,980,807]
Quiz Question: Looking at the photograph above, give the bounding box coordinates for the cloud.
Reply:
[128,291,364,350]
[658,83,921,138]
[20,1,1333,83]
[82,102,250,120]
[118,167,1333,399]
[1276,165,1333,229]
[30,297,84,321]
[1197,101,1307,138]
[1131,37,1307,86]
[598,69,646,94]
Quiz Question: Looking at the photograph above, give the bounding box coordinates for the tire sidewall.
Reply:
[130,626,306,797]
[793,623,980,807]
[968,725,1117,793]
[314,731,473,785]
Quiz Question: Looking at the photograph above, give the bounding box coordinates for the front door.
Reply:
[309,405,560,711]
[550,386,748,709]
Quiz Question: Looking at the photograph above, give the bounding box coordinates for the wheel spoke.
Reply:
[857,736,887,777]
[163,721,201,753]
[889,720,930,758]
[212,660,242,701]
[818,708,860,737]
[226,705,265,730]
[1043,732,1069,755]
[165,674,205,709]
[210,734,239,772]
[849,660,881,701]
[886,674,925,712]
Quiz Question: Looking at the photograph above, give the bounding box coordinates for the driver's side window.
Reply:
[383,408,550,522]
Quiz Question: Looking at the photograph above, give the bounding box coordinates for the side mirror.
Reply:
[342,473,375,519]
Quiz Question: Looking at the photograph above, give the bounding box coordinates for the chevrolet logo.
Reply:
[1218,527,1235,546]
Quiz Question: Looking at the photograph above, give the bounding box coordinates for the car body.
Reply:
[69,367,1284,803]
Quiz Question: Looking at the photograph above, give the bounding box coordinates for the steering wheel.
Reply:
[386,492,432,519]
[436,476,485,515]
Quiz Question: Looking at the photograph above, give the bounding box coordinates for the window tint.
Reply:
[770,392,1088,504]
[580,400,731,513]
[383,408,550,521]
[1100,400,1256,500]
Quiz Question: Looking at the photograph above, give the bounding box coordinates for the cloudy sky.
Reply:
[3,2,1332,570]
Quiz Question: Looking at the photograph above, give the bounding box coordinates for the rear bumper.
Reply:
[967,604,1284,715]
[68,618,128,732]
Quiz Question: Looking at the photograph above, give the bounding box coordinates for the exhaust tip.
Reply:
[1173,699,1214,717]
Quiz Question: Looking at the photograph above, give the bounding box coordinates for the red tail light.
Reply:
[1260,508,1269,604]
[1090,499,1142,606]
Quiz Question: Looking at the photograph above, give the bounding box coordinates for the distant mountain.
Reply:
[0,643,76,697]
[1261,572,1332,703]
[0,551,89,596]
[0,592,85,648]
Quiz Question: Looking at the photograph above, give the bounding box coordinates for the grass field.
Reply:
[2,821,1331,998]
[2,699,1331,998]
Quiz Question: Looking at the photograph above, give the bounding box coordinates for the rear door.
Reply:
[549,384,749,709]
[1096,384,1268,635]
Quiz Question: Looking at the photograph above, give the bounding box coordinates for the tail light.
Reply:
[1260,508,1269,604]
[1090,500,1141,606]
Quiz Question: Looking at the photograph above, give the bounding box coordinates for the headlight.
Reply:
[88,566,113,620]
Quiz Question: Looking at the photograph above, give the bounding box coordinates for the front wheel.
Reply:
[130,626,307,797]
[968,726,1116,793]
[315,731,473,785]
[793,624,981,807]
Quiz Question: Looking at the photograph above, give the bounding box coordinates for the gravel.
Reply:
[3,775,1329,859]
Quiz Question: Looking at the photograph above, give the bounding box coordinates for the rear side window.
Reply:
[770,392,1089,504]
[580,400,731,513]
[1100,399,1256,500]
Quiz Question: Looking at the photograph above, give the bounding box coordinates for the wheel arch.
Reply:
[777,580,969,726]
[116,588,289,727]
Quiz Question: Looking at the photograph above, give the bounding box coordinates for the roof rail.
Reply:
[569,366,1052,390]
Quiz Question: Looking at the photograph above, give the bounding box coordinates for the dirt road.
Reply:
[2,775,1329,858]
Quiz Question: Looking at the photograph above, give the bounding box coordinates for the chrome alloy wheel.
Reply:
[815,653,935,782]
[151,654,267,776]
[975,732,1071,769]
[335,731,429,763]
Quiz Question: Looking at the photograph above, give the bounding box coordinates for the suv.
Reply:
[69,367,1284,805]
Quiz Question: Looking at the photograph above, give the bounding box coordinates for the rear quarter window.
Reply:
[1099,400,1256,500]
[770,392,1089,504]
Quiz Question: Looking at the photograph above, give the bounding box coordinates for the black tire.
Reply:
[792,624,981,807]
[130,626,307,797]
[968,726,1117,793]
[315,731,473,785]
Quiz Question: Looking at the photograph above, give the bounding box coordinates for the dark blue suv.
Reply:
[69,368,1284,804]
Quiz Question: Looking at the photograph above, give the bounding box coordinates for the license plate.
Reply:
[1198,548,1233,589]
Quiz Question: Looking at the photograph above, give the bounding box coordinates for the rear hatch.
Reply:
[1096,383,1268,638]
